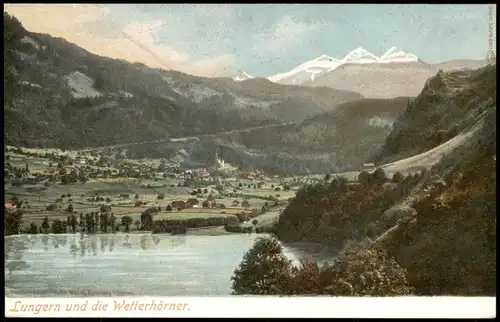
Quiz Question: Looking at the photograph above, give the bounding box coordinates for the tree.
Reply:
[324,174,331,182]
[392,171,404,183]
[100,212,109,233]
[157,193,165,200]
[29,222,38,234]
[231,236,295,295]
[242,199,250,208]
[372,168,388,185]
[141,212,153,231]
[202,200,210,208]
[79,213,85,232]
[197,188,202,194]
[41,216,50,234]
[203,188,208,194]
[321,249,414,296]
[109,214,117,232]
[252,219,258,225]
[121,215,133,232]
[358,171,372,186]
[68,214,77,233]
[67,204,74,213]
[106,197,112,203]
[5,210,23,236]
[166,204,173,211]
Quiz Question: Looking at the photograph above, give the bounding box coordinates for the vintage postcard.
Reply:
[3,3,496,318]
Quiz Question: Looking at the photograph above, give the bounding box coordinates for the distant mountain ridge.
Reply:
[264,46,419,84]
[235,47,486,99]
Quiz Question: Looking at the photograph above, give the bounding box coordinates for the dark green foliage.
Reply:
[372,168,388,184]
[141,212,153,230]
[358,171,372,186]
[231,237,414,296]
[41,216,50,233]
[231,236,295,295]
[392,171,404,183]
[5,210,23,236]
[121,215,133,232]
[51,219,67,234]
[29,222,38,234]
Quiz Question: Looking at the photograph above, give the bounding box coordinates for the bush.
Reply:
[372,168,388,185]
[392,171,404,183]
[358,171,372,186]
[320,249,415,296]
[231,236,295,295]
[231,238,414,296]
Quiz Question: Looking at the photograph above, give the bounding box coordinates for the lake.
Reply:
[4,233,335,297]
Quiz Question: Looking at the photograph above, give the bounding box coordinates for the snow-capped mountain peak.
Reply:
[380,47,418,62]
[266,46,420,84]
[342,47,380,63]
[381,46,399,58]
[233,70,254,81]
[313,54,341,63]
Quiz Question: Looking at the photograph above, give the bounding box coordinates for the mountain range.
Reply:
[235,47,487,98]
[3,12,494,174]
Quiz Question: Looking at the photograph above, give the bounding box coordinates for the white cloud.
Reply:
[4,4,237,77]
[253,15,319,56]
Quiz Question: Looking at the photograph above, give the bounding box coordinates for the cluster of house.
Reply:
[170,199,202,210]
[361,163,376,172]
[239,169,263,180]
[4,201,17,210]
[183,169,212,181]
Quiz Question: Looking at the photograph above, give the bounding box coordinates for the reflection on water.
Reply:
[5,233,302,297]
[11,233,189,258]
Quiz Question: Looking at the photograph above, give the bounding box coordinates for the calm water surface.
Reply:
[5,233,329,297]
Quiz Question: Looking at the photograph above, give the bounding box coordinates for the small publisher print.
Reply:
[487,5,495,65]
[486,50,495,65]
[32,290,133,297]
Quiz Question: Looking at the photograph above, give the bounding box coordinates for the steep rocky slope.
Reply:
[374,64,496,164]
[274,64,496,295]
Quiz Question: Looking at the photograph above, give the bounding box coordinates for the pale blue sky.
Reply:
[6,4,496,77]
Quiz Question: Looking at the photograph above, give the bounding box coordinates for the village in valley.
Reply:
[4,144,327,236]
